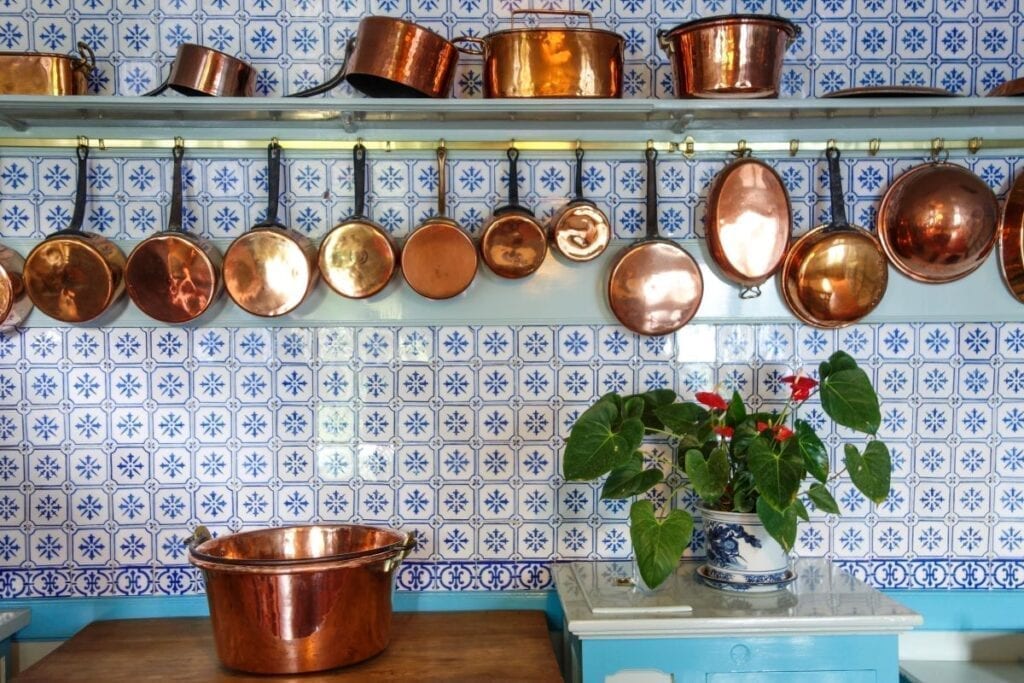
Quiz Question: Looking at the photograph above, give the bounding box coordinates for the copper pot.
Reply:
[454,9,624,98]
[125,141,223,323]
[0,42,94,95]
[0,244,31,330]
[548,145,611,262]
[144,43,256,97]
[658,15,799,98]
[1000,170,1024,302]
[24,144,127,324]
[342,16,458,98]
[188,524,415,675]
[480,146,547,279]
[876,161,998,284]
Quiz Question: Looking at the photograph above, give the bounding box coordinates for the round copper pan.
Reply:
[0,41,94,95]
[145,43,256,97]
[24,145,126,324]
[608,147,703,336]
[1000,170,1024,303]
[125,142,222,323]
[480,147,547,279]
[0,244,31,330]
[319,143,398,299]
[987,78,1024,97]
[823,85,954,98]
[549,146,611,262]
[780,147,888,328]
[223,142,317,317]
[401,146,478,300]
[705,155,791,297]
[876,161,998,284]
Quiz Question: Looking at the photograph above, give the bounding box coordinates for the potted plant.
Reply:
[561,351,890,591]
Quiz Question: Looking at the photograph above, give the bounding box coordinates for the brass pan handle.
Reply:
[511,8,594,29]
[186,524,212,550]
[74,41,95,73]
[452,36,485,55]
[656,29,673,54]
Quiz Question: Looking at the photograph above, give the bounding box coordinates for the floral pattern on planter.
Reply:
[705,522,762,569]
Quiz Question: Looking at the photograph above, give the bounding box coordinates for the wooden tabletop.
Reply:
[15,611,563,683]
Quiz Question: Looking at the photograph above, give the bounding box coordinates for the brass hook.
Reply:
[789,138,800,157]
[646,139,655,151]
[682,135,695,159]
[731,139,749,158]
[575,139,582,152]
[968,136,983,155]
[97,138,107,151]
[930,137,945,160]
[868,138,881,157]
[826,138,838,152]
[77,135,89,148]
[386,139,393,153]
[174,136,185,150]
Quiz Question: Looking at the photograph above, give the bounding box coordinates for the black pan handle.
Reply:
[506,146,522,210]
[573,145,585,201]
[825,145,850,231]
[167,139,185,233]
[254,141,285,229]
[645,146,659,240]
[66,143,89,233]
[353,142,367,219]
[142,70,170,97]
[288,37,354,97]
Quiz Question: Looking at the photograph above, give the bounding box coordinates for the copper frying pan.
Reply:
[999,170,1024,302]
[223,142,318,317]
[401,144,477,299]
[548,145,611,262]
[0,244,30,329]
[318,143,398,299]
[608,147,703,336]
[780,147,888,328]
[24,144,126,323]
[480,146,547,278]
[124,141,223,323]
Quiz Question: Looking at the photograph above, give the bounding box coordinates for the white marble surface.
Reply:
[556,559,922,638]
[0,610,29,642]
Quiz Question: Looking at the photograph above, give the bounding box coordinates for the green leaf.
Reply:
[602,452,664,500]
[821,368,881,435]
[747,436,804,511]
[563,400,645,480]
[730,471,756,513]
[654,402,709,436]
[627,389,677,428]
[794,419,829,483]
[807,482,840,514]
[827,351,858,374]
[844,441,891,504]
[818,360,831,381]
[756,496,798,552]
[726,391,747,427]
[793,498,810,522]
[623,396,645,421]
[630,500,694,589]
[684,447,729,503]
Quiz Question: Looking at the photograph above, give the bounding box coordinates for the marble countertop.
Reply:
[0,609,29,642]
[555,559,922,638]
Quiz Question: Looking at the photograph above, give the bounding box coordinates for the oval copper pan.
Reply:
[999,171,1024,302]
[705,156,791,295]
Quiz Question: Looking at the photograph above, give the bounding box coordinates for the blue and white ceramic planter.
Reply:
[699,507,795,592]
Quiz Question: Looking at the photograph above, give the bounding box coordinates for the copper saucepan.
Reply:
[0,41,94,95]
[223,142,318,317]
[548,145,611,262]
[401,144,478,299]
[24,144,127,323]
[124,141,223,323]
[876,158,998,284]
[144,43,257,97]
[0,244,31,330]
[608,147,703,336]
[780,147,888,328]
[480,147,547,279]
[999,169,1024,303]
[318,143,399,299]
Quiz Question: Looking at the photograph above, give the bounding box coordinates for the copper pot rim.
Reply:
[876,161,996,283]
[0,259,21,324]
[662,14,800,39]
[0,48,92,65]
[317,216,399,299]
[476,26,624,42]
[356,15,454,43]
[172,42,251,66]
[27,231,119,277]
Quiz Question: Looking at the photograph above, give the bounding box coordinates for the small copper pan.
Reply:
[548,145,611,262]
[24,144,126,324]
[401,144,478,300]
[608,147,703,336]
[318,143,398,299]
[144,43,256,97]
[0,244,30,330]
[705,152,791,298]
[223,142,317,317]
[780,147,888,328]
[1000,170,1024,303]
[125,141,223,323]
[480,147,547,279]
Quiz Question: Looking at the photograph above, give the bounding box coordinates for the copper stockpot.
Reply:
[876,161,998,284]
[454,9,624,98]
[223,142,318,317]
[188,524,415,675]
[0,245,31,330]
[480,147,547,279]
[548,145,611,262]
[24,145,127,324]
[125,141,223,323]
[144,43,256,97]
[0,42,94,95]
[658,15,799,98]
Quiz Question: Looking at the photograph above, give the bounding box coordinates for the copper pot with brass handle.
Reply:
[0,41,94,95]
[480,146,548,279]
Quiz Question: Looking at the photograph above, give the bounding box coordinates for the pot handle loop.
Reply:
[656,29,673,54]
[289,36,354,98]
[511,8,593,29]
[825,145,850,232]
[186,524,212,550]
[254,140,285,229]
[383,531,418,573]
[436,142,448,218]
[353,142,367,219]
[645,144,659,240]
[167,138,185,233]
[452,36,485,56]
[573,144,586,201]
[74,41,95,74]
[506,145,521,210]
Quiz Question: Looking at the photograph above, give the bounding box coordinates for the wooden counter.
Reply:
[15,611,562,682]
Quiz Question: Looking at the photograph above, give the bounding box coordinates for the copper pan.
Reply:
[124,141,222,323]
[480,146,547,279]
[876,160,998,283]
[318,143,398,299]
[401,144,477,300]
[144,43,256,97]
[987,78,1024,97]
[608,147,703,336]
[780,147,888,328]
[0,41,94,95]
[548,145,611,262]
[1000,169,1024,302]
[223,142,317,317]
[0,244,30,330]
[823,85,954,98]
[24,144,126,324]
[705,153,791,298]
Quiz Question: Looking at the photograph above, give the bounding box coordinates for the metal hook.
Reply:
[646,139,655,151]
[731,139,750,158]
[826,138,838,152]
[868,138,881,157]
[77,135,88,148]
[682,135,695,159]
[575,139,582,152]
[789,139,800,157]
[930,137,946,161]
[174,136,185,151]
[968,136,984,155]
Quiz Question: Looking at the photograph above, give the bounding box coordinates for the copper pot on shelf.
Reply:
[0,42,94,95]
[144,43,256,97]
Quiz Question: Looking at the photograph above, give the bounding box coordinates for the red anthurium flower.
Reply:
[713,425,734,439]
[696,391,728,411]
[782,375,819,402]
[773,425,795,442]
[756,420,771,433]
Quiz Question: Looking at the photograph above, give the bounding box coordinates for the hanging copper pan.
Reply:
[705,152,791,298]
[24,144,126,323]
[0,244,30,330]
[124,140,222,323]
[780,147,888,328]
[401,144,477,300]
[608,147,703,336]
[223,142,317,317]
[876,159,998,283]
[318,143,398,299]
[480,147,547,279]
[1000,170,1024,303]
[548,145,611,262]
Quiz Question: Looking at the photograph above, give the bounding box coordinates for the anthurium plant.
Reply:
[562,351,891,589]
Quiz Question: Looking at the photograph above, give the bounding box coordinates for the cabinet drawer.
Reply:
[709,672,875,683]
